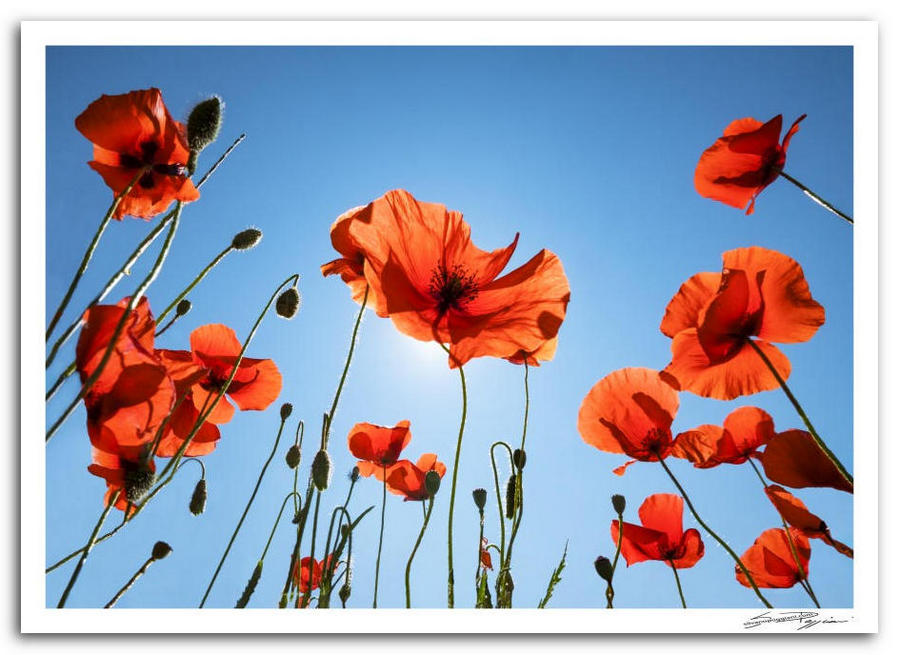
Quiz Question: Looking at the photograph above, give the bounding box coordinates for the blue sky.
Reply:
[45,45,853,609]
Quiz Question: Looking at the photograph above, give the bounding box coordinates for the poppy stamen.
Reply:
[429,263,479,315]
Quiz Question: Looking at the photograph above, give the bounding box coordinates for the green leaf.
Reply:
[537,541,568,609]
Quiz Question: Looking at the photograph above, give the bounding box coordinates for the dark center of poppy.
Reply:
[118,140,186,181]
[642,427,670,455]
[429,263,479,315]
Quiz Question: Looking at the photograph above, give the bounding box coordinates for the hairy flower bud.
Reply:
[231,228,262,251]
[151,541,173,560]
[611,494,626,516]
[187,96,222,153]
[189,478,207,515]
[513,448,527,470]
[312,449,332,491]
[276,286,301,319]
[505,474,517,520]
[350,466,360,483]
[594,556,613,582]
[175,298,192,317]
[280,402,293,421]
[425,470,441,497]
[472,488,487,511]
[285,444,301,470]
[339,583,351,606]
[124,465,156,505]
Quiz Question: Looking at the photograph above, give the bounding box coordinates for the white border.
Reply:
[21,20,878,634]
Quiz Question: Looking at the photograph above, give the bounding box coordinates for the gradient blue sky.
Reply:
[45,45,853,609]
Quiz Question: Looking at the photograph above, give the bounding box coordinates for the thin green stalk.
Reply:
[56,490,120,607]
[607,512,624,609]
[503,362,530,586]
[300,491,322,608]
[323,285,369,447]
[669,561,687,608]
[46,170,144,341]
[746,338,852,486]
[489,441,514,563]
[104,556,156,608]
[406,497,435,608]
[656,455,772,608]
[779,171,853,225]
[441,345,468,608]
[372,463,387,608]
[199,411,291,607]
[156,244,233,324]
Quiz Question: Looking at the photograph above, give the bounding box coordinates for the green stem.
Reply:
[56,490,119,607]
[323,285,369,447]
[104,556,156,608]
[503,362,530,585]
[656,455,772,608]
[373,464,387,608]
[406,497,435,608]
[489,441,514,564]
[441,346,467,608]
[746,338,852,486]
[301,491,322,608]
[607,512,624,609]
[46,170,144,341]
[199,411,291,607]
[779,171,853,225]
[669,561,687,609]
[156,245,233,325]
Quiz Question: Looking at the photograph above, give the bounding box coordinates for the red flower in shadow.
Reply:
[611,494,704,568]
[672,406,775,468]
[736,528,810,589]
[694,114,805,214]
[75,88,199,219]
[757,429,853,493]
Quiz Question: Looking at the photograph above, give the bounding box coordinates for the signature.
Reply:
[743,611,850,630]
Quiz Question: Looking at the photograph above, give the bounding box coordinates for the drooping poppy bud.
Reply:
[231,228,263,251]
[276,287,301,319]
[124,465,156,505]
[350,466,360,483]
[611,494,626,516]
[513,448,527,470]
[189,478,208,516]
[175,298,192,316]
[285,444,301,469]
[472,488,487,511]
[425,470,441,497]
[187,96,222,153]
[594,555,613,582]
[339,583,351,606]
[280,402,293,421]
[312,449,332,491]
[505,474,517,519]
[152,541,173,560]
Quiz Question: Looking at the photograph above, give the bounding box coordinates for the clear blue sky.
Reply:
[45,45,853,609]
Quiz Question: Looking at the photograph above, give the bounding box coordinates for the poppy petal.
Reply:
[638,493,685,547]
[225,357,282,411]
[660,272,721,338]
[718,406,775,462]
[674,528,705,569]
[672,425,724,468]
[759,430,853,493]
[611,520,668,566]
[736,528,810,589]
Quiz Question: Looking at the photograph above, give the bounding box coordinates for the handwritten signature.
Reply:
[743,611,850,630]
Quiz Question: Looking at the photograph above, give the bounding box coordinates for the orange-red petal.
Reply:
[660,272,721,338]
[736,527,810,589]
[347,420,412,466]
[758,429,853,493]
[764,485,853,558]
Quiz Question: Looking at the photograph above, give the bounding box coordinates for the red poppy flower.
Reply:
[347,420,412,467]
[694,114,805,215]
[75,88,200,220]
[765,485,853,558]
[75,297,174,450]
[290,555,336,606]
[577,367,679,475]
[321,189,570,368]
[736,528,810,589]
[359,454,447,501]
[672,406,775,468]
[87,436,156,514]
[610,494,704,568]
[182,324,282,425]
[153,349,221,457]
[757,429,853,493]
[504,336,559,366]
[660,246,825,400]
[480,537,493,570]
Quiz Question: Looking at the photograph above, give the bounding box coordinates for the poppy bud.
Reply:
[594,556,613,582]
[175,299,192,316]
[231,228,262,251]
[291,510,302,525]
[340,524,350,539]
[611,494,626,516]
[513,448,527,470]
[235,560,263,608]
[339,583,351,606]
[189,478,207,515]
[472,488,487,511]
[187,96,222,154]
[312,449,332,491]
[285,444,301,470]
[280,402,293,421]
[276,287,301,319]
[124,466,156,504]
[350,466,360,483]
[505,474,517,519]
[151,541,173,560]
[425,470,441,497]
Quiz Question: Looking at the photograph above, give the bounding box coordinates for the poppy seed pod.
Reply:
[276,287,301,319]
[285,444,301,470]
[505,474,517,520]
[612,494,626,516]
[175,298,192,316]
[472,488,487,511]
[312,449,332,491]
[151,541,173,560]
[231,228,263,251]
[280,402,293,421]
[186,96,222,153]
[189,478,208,515]
[513,448,527,470]
[425,470,441,497]
[594,556,613,582]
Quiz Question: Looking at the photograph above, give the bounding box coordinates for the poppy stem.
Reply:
[372,464,387,608]
[301,491,322,608]
[56,490,120,607]
[669,561,687,609]
[655,455,773,608]
[502,362,530,596]
[440,345,468,608]
[406,496,435,608]
[745,338,853,486]
[779,171,853,225]
[199,409,291,608]
[489,441,514,564]
[104,555,157,608]
[317,505,351,608]
[45,170,144,342]
[45,204,183,443]
[745,459,821,608]
[607,511,624,609]
[156,245,234,325]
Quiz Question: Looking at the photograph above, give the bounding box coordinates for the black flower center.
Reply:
[429,264,479,315]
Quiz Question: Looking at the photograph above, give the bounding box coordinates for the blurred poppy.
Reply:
[758,429,853,493]
[480,537,493,570]
[359,454,447,501]
[321,189,570,368]
[661,246,824,400]
[610,494,704,568]
[153,349,221,457]
[765,485,853,558]
[672,406,775,468]
[75,88,199,220]
[694,114,805,215]
[347,420,412,467]
[577,367,679,475]
[736,528,810,589]
[291,555,335,607]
